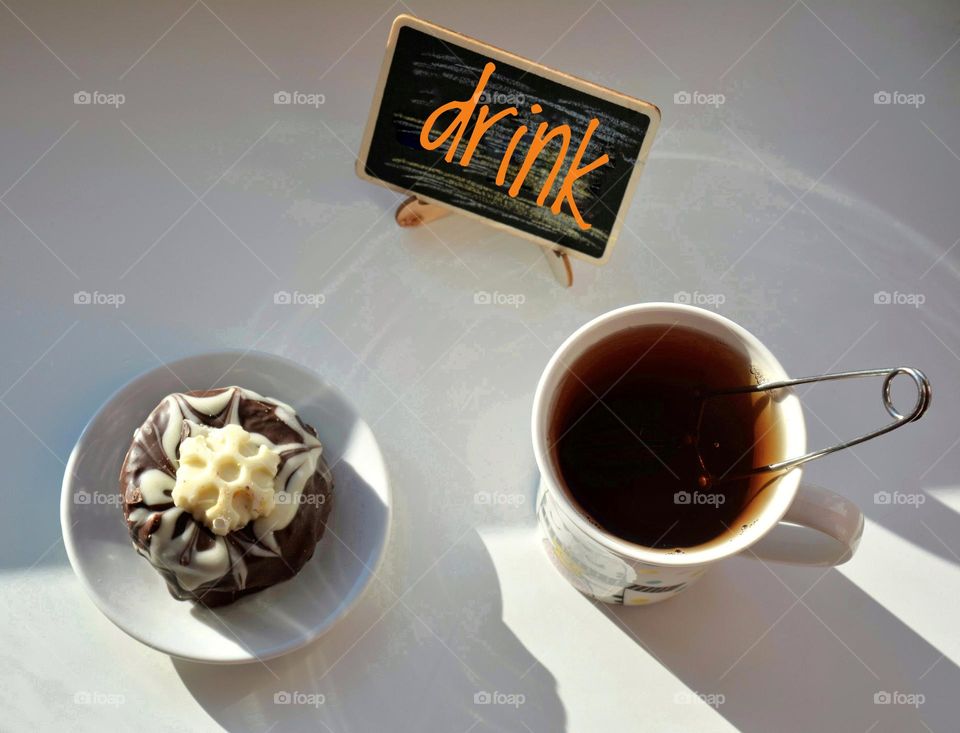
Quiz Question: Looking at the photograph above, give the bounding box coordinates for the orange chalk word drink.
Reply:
[419,61,610,231]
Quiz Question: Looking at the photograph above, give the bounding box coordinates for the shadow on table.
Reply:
[0,370,124,572]
[600,556,959,733]
[862,483,960,570]
[173,528,565,732]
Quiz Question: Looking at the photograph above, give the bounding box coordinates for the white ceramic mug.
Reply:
[532,303,865,605]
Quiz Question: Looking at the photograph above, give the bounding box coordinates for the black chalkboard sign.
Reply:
[357,15,660,264]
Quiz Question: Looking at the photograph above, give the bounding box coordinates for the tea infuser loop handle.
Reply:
[881,367,927,421]
[704,367,931,475]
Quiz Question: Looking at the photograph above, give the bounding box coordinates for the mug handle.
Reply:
[745,484,864,566]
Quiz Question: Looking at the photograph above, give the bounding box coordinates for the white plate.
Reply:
[60,351,392,664]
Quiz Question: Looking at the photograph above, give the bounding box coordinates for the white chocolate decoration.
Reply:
[172,423,280,536]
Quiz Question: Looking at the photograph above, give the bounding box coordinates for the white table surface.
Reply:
[2,1,959,731]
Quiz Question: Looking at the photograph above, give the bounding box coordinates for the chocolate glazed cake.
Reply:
[119,386,334,607]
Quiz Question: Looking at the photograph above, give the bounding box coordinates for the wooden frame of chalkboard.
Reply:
[356,14,661,266]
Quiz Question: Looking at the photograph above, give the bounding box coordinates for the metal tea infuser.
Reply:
[694,367,932,481]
